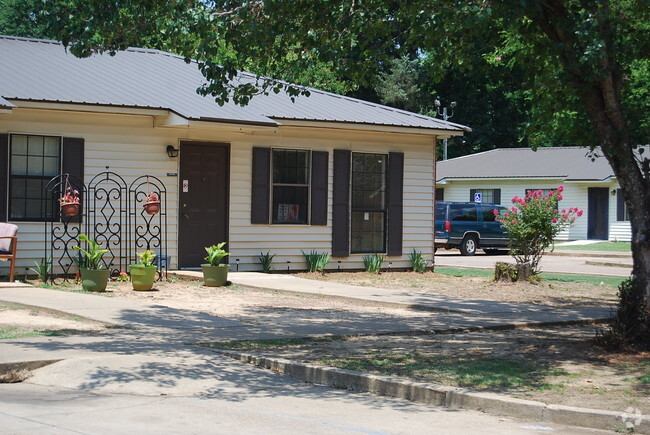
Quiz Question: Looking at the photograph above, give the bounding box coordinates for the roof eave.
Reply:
[275,118,467,136]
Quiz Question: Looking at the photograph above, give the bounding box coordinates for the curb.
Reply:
[217,350,649,433]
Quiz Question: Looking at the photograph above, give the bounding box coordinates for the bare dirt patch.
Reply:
[217,326,650,414]
[295,271,618,308]
[0,303,107,339]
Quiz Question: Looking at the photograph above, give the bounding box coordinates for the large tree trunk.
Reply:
[528,0,650,344]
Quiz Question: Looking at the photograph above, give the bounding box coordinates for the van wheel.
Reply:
[460,235,478,256]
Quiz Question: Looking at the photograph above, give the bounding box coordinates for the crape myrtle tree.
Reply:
[37,0,649,347]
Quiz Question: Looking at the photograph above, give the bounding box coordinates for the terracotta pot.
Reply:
[61,202,80,217]
[143,201,160,215]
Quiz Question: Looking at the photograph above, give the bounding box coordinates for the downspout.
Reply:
[432,136,437,272]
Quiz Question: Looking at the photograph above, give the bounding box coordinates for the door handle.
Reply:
[183,213,190,220]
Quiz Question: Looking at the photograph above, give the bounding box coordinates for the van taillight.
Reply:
[445,221,451,232]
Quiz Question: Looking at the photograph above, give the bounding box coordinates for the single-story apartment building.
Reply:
[0,35,470,275]
[436,147,632,241]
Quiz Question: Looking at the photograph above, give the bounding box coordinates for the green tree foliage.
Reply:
[0,0,51,38]
[21,0,650,348]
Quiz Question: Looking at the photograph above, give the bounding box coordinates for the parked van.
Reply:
[435,201,509,255]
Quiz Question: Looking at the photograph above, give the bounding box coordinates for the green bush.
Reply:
[363,253,384,274]
[408,249,427,273]
[302,250,331,272]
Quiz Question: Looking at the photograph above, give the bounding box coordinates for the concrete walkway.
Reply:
[0,275,620,433]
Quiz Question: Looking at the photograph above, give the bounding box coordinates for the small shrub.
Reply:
[204,242,230,266]
[137,250,157,266]
[408,249,427,273]
[363,253,384,274]
[259,251,276,273]
[30,258,51,281]
[302,250,330,273]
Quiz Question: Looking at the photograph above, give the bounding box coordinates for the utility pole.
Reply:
[434,98,456,160]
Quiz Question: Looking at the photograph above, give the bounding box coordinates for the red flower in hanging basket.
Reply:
[59,187,80,216]
[143,192,160,215]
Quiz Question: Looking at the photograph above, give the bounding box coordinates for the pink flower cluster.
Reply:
[58,186,80,205]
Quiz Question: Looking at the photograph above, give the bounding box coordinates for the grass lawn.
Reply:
[434,265,625,287]
[554,241,631,252]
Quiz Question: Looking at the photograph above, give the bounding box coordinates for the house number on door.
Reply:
[182,179,189,192]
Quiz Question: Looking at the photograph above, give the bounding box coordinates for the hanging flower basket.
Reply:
[58,180,81,217]
[143,192,160,215]
[61,202,81,216]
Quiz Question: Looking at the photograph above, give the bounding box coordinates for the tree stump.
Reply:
[494,262,533,282]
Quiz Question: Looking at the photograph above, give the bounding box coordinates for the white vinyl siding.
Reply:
[438,179,631,242]
[1,107,436,274]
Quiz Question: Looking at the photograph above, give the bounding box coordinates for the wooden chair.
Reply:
[0,223,18,282]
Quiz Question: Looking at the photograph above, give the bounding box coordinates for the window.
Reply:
[351,153,387,253]
[449,204,477,221]
[470,188,501,204]
[480,205,503,222]
[272,149,310,224]
[9,134,61,221]
[617,189,630,221]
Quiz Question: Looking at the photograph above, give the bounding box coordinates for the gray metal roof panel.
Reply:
[0,95,14,108]
[436,147,615,181]
[0,35,469,132]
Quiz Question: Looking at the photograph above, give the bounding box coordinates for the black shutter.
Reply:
[493,189,501,205]
[0,134,7,222]
[251,147,270,224]
[310,151,328,226]
[469,189,476,202]
[62,137,85,223]
[616,188,625,221]
[435,188,444,202]
[332,149,350,257]
[387,152,404,256]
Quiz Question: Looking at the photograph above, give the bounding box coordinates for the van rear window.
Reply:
[449,204,477,221]
[435,205,446,221]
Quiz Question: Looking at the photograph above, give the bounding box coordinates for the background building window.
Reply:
[9,134,61,221]
[272,149,310,224]
[469,188,501,204]
[351,152,386,253]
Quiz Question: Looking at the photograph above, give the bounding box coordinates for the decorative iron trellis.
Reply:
[45,169,168,282]
[129,175,168,279]
[86,170,129,277]
[44,174,85,283]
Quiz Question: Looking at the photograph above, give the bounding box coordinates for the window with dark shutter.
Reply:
[435,187,444,202]
[310,151,328,225]
[62,137,84,223]
[616,189,629,221]
[8,134,62,222]
[386,152,403,256]
[350,152,387,254]
[251,147,271,224]
[332,149,351,256]
[0,134,7,222]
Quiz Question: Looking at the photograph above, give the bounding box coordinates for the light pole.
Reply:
[434,98,456,160]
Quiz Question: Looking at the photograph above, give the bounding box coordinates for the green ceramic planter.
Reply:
[130,264,157,291]
[80,269,110,292]
[201,264,229,287]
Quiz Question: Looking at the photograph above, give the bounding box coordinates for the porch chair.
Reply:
[0,223,18,282]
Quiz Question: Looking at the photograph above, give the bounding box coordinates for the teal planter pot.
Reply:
[80,269,110,292]
[201,264,229,287]
[130,264,157,291]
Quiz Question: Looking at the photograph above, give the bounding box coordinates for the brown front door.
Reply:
[178,142,230,268]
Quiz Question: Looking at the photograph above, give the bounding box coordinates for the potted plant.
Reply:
[59,186,81,216]
[143,192,160,215]
[130,250,157,291]
[201,242,230,287]
[73,235,111,291]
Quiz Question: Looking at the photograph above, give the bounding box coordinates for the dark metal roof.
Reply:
[436,147,616,182]
[0,35,469,132]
